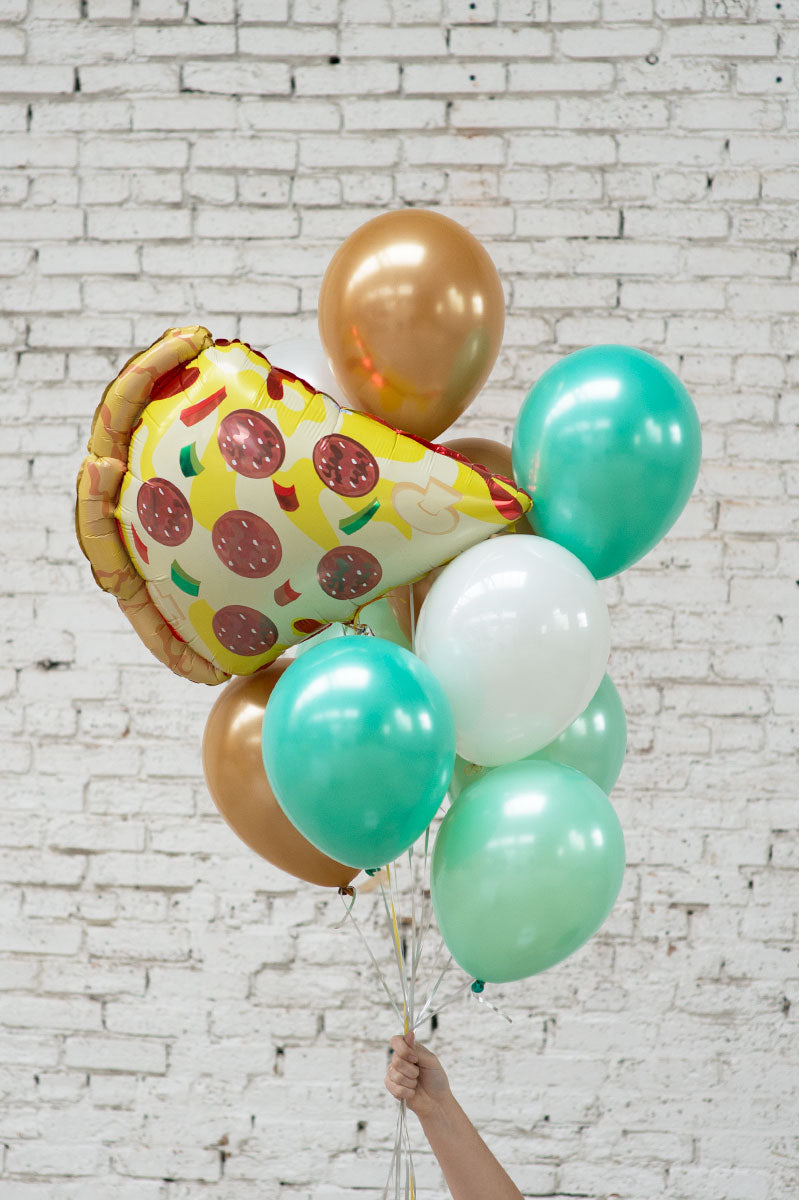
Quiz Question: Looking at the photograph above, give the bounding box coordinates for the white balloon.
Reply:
[415,536,610,767]
[264,335,352,408]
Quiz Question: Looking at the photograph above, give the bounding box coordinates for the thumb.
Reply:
[403,1031,416,1049]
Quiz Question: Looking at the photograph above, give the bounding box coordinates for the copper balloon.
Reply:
[385,436,531,640]
[202,666,358,889]
[386,567,444,645]
[318,210,505,441]
[443,436,514,480]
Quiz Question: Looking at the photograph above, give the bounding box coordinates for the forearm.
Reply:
[417,1093,523,1200]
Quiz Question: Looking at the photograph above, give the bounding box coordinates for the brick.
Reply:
[559,26,659,57]
[294,62,400,95]
[509,61,614,92]
[132,96,238,131]
[405,62,506,94]
[341,26,447,57]
[64,1035,167,1074]
[509,131,616,165]
[342,98,445,130]
[618,58,730,93]
[0,66,73,93]
[452,97,556,127]
[133,24,236,57]
[559,96,668,128]
[663,23,777,57]
[181,60,291,95]
[449,26,552,56]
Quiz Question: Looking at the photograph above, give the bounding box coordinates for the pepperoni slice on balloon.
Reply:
[472,465,527,523]
[218,409,286,478]
[212,510,282,578]
[149,363,200,401]
[317,546,382,601]
[212,605,278,656]
[137,478,193,547]
[313,434,379,498]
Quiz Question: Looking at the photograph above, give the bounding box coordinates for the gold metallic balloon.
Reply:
[385,436,531,641]
[202,666,358,889]
[318,210,505,442]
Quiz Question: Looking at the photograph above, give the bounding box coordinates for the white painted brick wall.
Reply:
[1,1,798,1197]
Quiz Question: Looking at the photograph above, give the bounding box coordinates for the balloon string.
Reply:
[412,954,453,1030]
[416,933,449,1015]
[472,989,513,1025]
[401,1101,417,1200]
[383,1103,403,1200]
[339,893,404,1026]
[412,827,432,975]
[414,973,473,1030]
[407,848,417,1031]
[380,866,409,1032]
[408,582,416,654]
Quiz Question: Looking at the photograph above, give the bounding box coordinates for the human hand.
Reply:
[385,1032,451,1121]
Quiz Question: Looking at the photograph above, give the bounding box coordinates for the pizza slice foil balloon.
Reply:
[76,326,531,684]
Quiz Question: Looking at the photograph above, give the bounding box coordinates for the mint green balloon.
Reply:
[263,637,455,869]
[449,674,627,799]
[432,760,625,983]
[294,598,411,658]
[512,345,701,579]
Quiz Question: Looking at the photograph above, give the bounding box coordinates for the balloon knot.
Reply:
[471,979,485,994]
[365,868,379,876]
[338,886,355,897]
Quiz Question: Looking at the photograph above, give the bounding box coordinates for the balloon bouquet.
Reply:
[75,209,701,1196]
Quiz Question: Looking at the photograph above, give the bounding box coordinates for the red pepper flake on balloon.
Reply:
[150,363,201,401]
[213,605,278,656]
[130,524,149,565]
[212,510,282,578]
[472,467,527,523]
[266,365,311,402]
[137,478,193,547]
[292,617,329,636]
[272,480,299,512]
[179,386,227,427]
[266,369,284,401]
[274,579,301,607]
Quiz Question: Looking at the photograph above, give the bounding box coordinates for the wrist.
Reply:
[415,1088,458,1131]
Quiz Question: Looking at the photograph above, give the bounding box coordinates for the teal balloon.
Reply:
[449,674,627,799]
[262,637,455,869]
[432,760,625,983]
[294,599,411,658]
[512,345,701,578]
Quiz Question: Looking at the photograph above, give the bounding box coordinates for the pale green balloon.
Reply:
[294,598,411,659]
[449,674,627,799]
[432,760,626,983]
